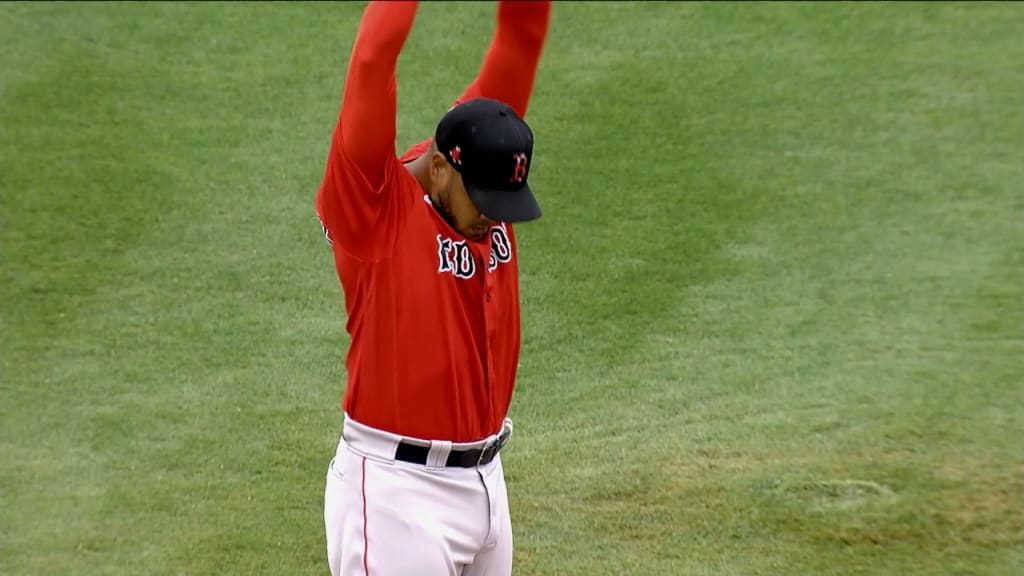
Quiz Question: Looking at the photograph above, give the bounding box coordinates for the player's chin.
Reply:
[466,228,489,241]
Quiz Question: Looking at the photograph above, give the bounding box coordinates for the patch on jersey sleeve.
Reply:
[318,217,333,246]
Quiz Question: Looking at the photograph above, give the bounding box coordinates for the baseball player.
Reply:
[315,1,551,574]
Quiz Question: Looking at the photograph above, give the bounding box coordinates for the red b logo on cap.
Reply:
[511,153,528,183]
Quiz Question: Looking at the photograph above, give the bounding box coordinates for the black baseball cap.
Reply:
[435,98,541,223]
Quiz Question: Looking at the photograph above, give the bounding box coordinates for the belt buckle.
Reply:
[478,420,513,466]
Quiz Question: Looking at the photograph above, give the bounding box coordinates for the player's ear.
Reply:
[429,151,452,192]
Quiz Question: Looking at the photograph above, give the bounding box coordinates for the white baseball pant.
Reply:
[324,415,513,576]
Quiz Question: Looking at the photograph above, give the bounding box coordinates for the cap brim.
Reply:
[466,181,541,223]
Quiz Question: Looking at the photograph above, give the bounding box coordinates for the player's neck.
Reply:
[404,155,454,227]
[404,154,433,196]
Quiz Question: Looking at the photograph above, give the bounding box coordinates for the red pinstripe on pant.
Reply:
[361,457,369,575]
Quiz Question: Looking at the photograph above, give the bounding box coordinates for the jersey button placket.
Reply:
[484,269,496,328]
[483,248,498,391]
[483,248,496,307]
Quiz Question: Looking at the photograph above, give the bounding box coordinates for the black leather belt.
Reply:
[394,425,511,468]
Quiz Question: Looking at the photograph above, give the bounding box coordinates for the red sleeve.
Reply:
[457,1,552,118]
[317,1,419,261]
[339,1,418,184]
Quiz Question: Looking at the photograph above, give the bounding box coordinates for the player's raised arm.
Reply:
[337,0,419,186]
[458,1,552,118]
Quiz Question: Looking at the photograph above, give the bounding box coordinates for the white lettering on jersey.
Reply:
[488,223,513,272]
[437,234,475,279]
[437,225,514,279]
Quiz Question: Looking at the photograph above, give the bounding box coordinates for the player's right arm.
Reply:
[317,1,419,260]
[338,1,418,184]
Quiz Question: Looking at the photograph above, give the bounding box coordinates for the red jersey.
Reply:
[316,1,550,442]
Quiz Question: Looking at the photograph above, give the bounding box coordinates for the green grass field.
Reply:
[2,2,1022,574]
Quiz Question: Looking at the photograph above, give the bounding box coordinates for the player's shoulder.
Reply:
[399,138,434,164]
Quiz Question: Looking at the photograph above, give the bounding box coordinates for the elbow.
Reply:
[498,1,552,41]
[348,38,403,73]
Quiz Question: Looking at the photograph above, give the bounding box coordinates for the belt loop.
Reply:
[426,440,452,470]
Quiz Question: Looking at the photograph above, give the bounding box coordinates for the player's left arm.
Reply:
[457,1,552,118]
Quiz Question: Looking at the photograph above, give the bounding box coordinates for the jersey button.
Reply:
[485,292,492,303]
